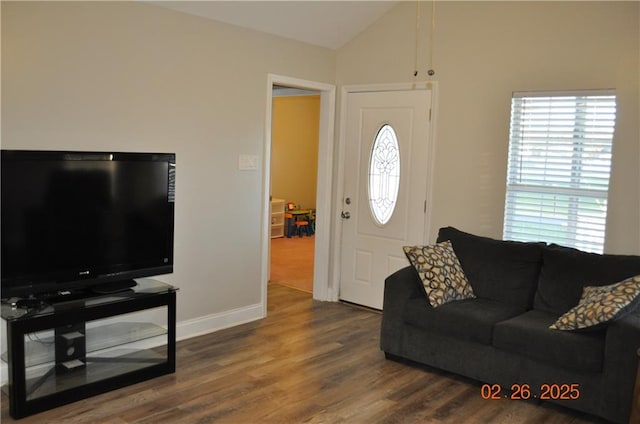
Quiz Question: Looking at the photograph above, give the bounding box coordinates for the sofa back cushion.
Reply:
[534,244,640,316]
[436,227,544,310]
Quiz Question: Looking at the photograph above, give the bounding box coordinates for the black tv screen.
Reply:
[1,150,175,298]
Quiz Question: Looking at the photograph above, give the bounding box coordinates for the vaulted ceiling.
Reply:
[151,1,399,49]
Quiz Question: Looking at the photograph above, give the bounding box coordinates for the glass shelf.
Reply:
[2,320,167,368]
[23,349,166,401]
[1,279,175,321]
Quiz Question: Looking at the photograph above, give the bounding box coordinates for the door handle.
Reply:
[341,211,351,219]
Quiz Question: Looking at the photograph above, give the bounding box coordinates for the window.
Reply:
[368,124,400,225]
[503,91,616,253]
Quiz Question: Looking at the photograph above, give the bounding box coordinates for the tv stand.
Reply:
[1,279,177,419]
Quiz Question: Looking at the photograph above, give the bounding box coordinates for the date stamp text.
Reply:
[481,383,581,400]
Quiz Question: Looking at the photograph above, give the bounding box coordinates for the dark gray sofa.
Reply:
[381,227,640,423]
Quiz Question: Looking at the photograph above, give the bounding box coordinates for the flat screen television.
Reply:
[1,150,175,299]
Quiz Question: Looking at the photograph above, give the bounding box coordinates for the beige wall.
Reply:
[1,1,336,322]
[337,1,640,255]
[271,95,320,209]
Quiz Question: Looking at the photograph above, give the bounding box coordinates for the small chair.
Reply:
[294,219,311,237]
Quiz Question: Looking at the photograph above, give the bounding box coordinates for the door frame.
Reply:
[332,82,439,302]
[261,74,336,314]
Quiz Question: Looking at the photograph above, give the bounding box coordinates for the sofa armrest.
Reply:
[601,310,640,423]
[380,266,424,354]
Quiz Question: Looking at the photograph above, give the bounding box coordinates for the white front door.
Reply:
[339,89,432,309]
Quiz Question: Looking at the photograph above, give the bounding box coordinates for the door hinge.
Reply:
[429,109,432,121]
[424,200,427,213]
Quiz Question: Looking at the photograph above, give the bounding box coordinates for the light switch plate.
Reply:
[238,154,259,171]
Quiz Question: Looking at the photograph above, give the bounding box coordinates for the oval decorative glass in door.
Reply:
[368,124,400,225]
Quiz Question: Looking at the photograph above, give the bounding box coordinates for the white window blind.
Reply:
[503,91,616,253]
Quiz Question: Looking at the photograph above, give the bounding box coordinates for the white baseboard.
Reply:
[0,302,265,386]
[176,302,264,341]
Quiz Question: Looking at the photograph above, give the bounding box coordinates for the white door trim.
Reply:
[332,82,439,302]
[261,74,337,315]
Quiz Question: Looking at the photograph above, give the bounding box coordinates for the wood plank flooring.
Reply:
[1,284,602,423]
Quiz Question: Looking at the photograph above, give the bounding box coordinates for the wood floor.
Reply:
[1,284,602,423]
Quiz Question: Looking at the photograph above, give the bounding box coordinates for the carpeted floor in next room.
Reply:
[269,235,314,293]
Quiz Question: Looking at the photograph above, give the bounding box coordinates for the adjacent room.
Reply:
[1,1,639,422]
[269,86,320,294]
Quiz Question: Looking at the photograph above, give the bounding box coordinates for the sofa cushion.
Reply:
[550,274,640,331]
[403,241,475,307]
[437,227,544,310]
[534,244,640,316]
[403,296,524,345]
[493,310,605,372]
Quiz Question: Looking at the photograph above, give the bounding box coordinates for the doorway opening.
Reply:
[269,86,320,294]
[260,75,336,316]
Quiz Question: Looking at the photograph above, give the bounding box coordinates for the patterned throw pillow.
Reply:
[403,241,475,307]
[550,274,640,331]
